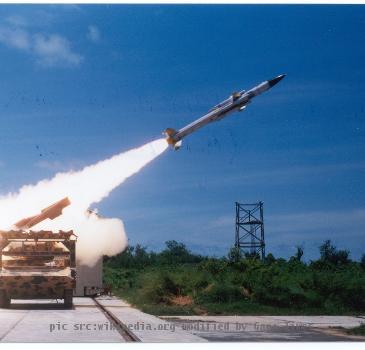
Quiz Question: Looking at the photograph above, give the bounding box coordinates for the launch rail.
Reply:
[92,297,140,342]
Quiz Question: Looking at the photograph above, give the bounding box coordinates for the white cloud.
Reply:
[5,15,28,27]
[267,208,365,236]
[0,27,31,50]
[0,18,83,68]
[33,34,83,67]
[211,207,365,236]
[87,25,100,43]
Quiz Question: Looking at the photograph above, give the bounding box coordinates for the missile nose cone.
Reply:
[268,74,286,87]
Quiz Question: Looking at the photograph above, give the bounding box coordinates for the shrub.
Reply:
[227,247,242,263]
[265,253,276,264]
[141,279,166,304]
[161,274,182,296]
[198,283,243,303]
[159,240,203,265]
[199,258,227,275]
[105,240,365,313]
[361,254,365,269]
[319,240,350,266]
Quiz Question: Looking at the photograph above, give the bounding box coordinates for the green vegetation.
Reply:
[103,240,365,316]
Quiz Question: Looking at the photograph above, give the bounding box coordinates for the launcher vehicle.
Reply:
[0,197,76,308]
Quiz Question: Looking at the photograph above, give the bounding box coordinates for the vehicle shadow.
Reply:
[9,302,73,310]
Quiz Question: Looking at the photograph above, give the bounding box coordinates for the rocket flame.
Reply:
[0,138,168,266]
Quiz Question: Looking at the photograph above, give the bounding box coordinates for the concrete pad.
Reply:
[161,315,365,342]
[165,315,365,328]
[3,296,362,342]
[72,297,97,307]
[164,315,287,325]
[0,310,28,340]
[95,296,130,307]
[96,298,206,342]
[0,298,124,342]
[264,316,365,328]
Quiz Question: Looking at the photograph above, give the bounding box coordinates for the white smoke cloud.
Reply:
[0,138,168,266]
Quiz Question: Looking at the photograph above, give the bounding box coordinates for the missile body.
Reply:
[165,74,285,149]
[14,197,71,230]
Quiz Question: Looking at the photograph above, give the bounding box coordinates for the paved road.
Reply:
[162,315,365,342]
[1,298,364,342]
[0,297,204,342]
[0,298,124,342]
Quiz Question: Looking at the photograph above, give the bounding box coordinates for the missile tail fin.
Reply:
[174,140,182,150]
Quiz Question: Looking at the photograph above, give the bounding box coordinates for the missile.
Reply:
[14,197,71,230]
[165,74,286,149]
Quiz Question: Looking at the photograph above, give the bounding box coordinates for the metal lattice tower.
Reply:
[235,202,265,260]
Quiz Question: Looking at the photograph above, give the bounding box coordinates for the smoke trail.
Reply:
[0,138,168,265]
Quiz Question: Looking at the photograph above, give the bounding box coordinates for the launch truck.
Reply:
[0,198,77,308]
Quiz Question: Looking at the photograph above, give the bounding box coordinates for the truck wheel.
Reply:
[64,289,73,309]
[0,290,10,308]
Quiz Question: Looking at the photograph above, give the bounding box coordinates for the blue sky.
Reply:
[0,5,364,260]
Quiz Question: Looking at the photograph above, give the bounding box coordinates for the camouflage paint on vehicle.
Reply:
[0,273,75,299]
[0,229,77,300]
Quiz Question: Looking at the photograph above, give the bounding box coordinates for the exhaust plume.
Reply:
[0,138,168,266]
